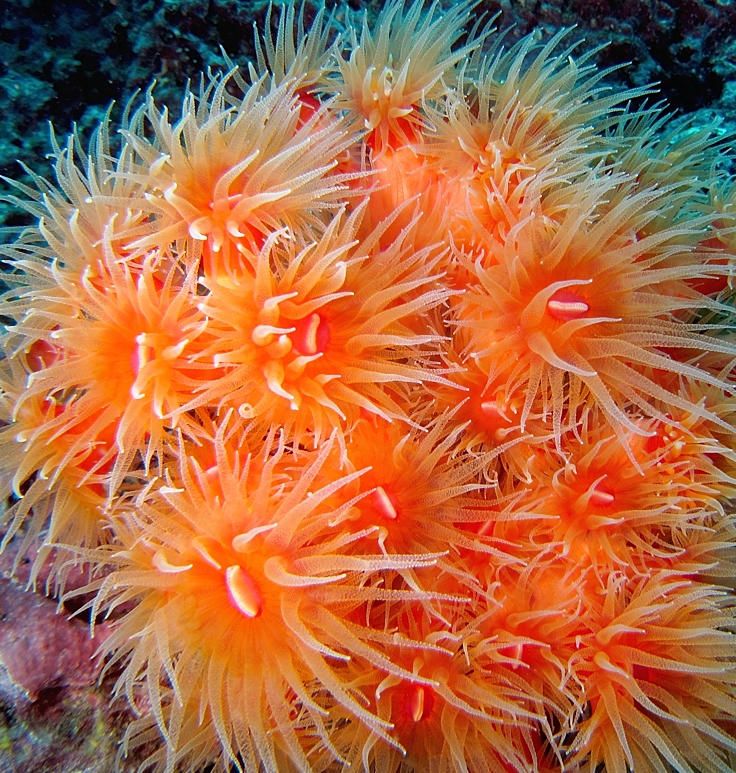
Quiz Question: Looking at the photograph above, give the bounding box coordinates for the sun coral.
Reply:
[122,75,357,283]
[329,0,487,153]
[2,247,210,497]
[455,170,736,453]
[568,574,736,773]
[191,203,454,447]
[1,1,736,772]
[85,428,448,773]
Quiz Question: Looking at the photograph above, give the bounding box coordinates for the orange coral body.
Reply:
[1,1,736,772]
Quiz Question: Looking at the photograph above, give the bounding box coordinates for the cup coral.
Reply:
[1,1,735,772]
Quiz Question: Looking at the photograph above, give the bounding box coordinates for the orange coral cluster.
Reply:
[1,1,736,772]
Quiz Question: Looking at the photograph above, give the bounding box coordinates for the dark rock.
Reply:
[0,577,142,773]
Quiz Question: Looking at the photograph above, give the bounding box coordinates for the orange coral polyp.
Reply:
[332,0,484,153]
[5,253,212,502]
[359,63,416,133]
[124,77,358,283]
[2,1,736,772]
[47,256,204,402]
[458,183,736,449]
[195,206,453,444]
[87,432,456,772]
[145,525,276,648]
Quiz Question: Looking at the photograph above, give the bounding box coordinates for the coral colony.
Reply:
[2,0,736,771]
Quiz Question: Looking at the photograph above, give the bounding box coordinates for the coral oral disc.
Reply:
[410,686,425,722]
[293,312,329,355]
[225,564,263,618]
[546,289,590,321]
[589,487,615,507]
[372,485,399,520]
[408,684,434,722]
[480,398,513,425]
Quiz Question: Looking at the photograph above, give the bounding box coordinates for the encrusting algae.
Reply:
[1,1,736,772]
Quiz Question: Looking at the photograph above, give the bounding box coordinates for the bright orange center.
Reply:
[546,289,590,321]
